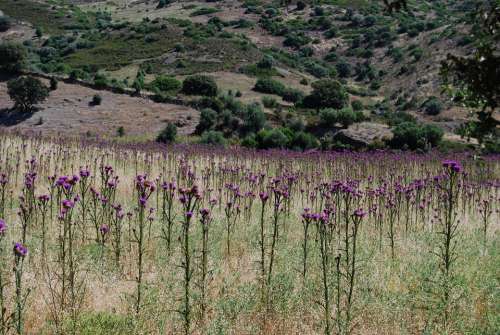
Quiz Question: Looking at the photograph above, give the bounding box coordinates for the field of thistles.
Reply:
[0,133,498,335]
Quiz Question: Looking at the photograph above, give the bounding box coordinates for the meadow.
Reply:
[0,132,498,334]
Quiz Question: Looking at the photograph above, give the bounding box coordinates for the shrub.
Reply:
[282,89,305,103]
[241,133,258,148]
[257,128,288,149]
[254,78,286,95]
[93,74,108,89]
[242,103,266,135]
[50,77,58,91]
[7,76,49,113]
[182,75,218,96]
[336,61,352,78]
[262,96,278,108]
[290,131,318,151]
[196,108,218,134]
[91,94,102,105]
[423,97,443,115]
[257,55,274,69]
[200,131,226,146]
[319,107,364,128]
[384,111,416,126]
[351,100,363,111]
[0,16,11,32]
[157,122,177,143]
[284,33,311,49]
[0,43,27,74]
[303,79,348,109]
[117,126,125,137]
[296,1,306,10]
[391,122,443,150]
[151,75,181,93]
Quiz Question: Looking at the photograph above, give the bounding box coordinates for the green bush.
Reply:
[257,55,274,69]
[91,94,102,106]
[157,122,177,143]
[336,61,352,78]
[262,96,278,108]
[200,130,227,146]
[242,103,266,135]
[290,131,318,151]
[254,78,286,95]
[0,43,27,74]
[319,107,364,129]
[422,97,443,115]
[351,100,363,111]
[391,122,443,150]
[384,111,416,126]
[303,79,349,109]
[0,16,11,32]
[182,75,218,96]
[282,89,305,103]
[196,108,218,134]
[151,75,181,93]
[257,128,288,149]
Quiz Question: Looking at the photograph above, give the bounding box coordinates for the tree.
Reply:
[182,75,218,97]
[242,103,266,135]
[0,16,11,32]
[257,128,289,149]
[151,75,181,93]
[196,108,218,134]
[336,61,352,78]
[319,107,364,129]
[303,79,349,109]
[156,122,177,144]
[7,76,49,113]
[390,121,443,150]
[440,1,499,145]
[200,131,226,146]
[0,43,27,74]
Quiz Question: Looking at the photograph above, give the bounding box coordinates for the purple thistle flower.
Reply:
[353,208,367,218]
[13,242,27,258]
[0,219,6,236]
[99,224,110,235]
[62,199,75,209]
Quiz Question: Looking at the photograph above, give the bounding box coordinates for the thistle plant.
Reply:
[160,181,176,256]
[198,206,213,324]
[131,174,155,315]
[13,242,28,335]
[111,204,124,269]
[178,185,200,335]
[0,220,9,335]
[0,174,7,220]
[36,195,50,259]
[435,160,463,330]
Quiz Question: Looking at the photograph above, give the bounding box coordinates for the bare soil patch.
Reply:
[0,79,198,139]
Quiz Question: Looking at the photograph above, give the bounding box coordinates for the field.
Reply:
[0,133,498,334]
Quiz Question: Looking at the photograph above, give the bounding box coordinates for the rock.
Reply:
[333,122,393,148]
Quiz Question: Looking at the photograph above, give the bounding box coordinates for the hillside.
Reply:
[0,0,496,150]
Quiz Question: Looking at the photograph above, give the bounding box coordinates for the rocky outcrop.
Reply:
[333,122,393,148]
